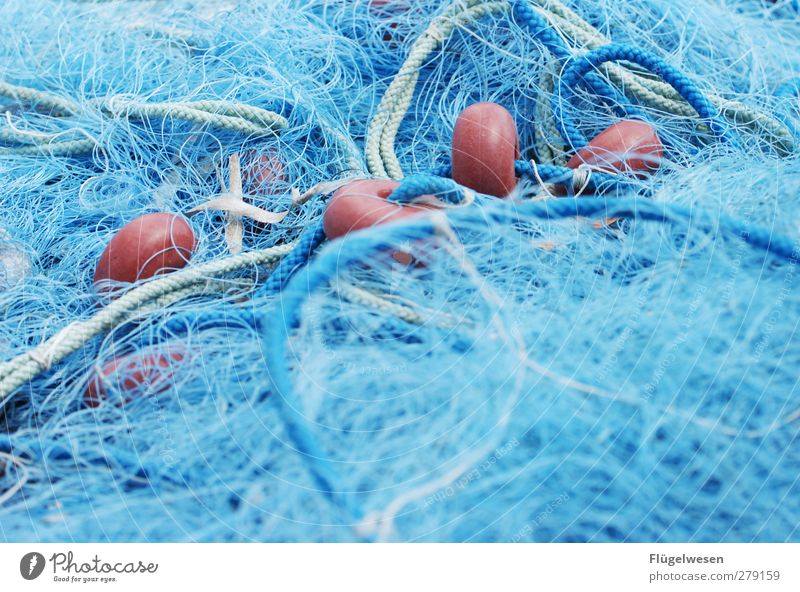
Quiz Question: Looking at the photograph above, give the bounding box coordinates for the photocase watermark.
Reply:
[19,552,45,580]
[148,390,177,467]
[751,246,799,362]
[18,550,158,584]
[641,284,707,401]
[423,438,520,507]
[307,299,410,377]
[339,360,409,376]
[718,204,755,309]
[595,286,651,385]
[510,492,571,542]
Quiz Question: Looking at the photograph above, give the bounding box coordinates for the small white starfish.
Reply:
[187,153,289,254]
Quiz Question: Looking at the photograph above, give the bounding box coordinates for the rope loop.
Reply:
[387,174,479,206]
[556,43,739,150]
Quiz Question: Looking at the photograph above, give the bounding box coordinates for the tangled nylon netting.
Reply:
[1,0,800,542]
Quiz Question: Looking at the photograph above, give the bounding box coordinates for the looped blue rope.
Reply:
[514,160,633,193]
[511,0,642,121]
[557,44,739,149]
[257,220,327,296]
[222,222,367,536]
[387,173,485,205]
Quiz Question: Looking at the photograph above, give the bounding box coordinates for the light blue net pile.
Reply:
[1,0,800,541]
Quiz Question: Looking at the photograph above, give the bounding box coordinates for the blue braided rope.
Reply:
[429,164,452,177]
[511,0,643,122]
[257,220,327,297]
[156,220,354,532]
[387,173,489,205]
[260,220,366,532]
[557,44,739,149]
[514,160,634,192]
[511,0,571,62]
[261,241,367,535]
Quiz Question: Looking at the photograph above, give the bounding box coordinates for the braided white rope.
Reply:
[366,0,510,179]
[0,243,295,405]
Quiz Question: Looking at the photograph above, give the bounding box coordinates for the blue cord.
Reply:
[257,220,327,297]
[261,238,367,534]
[430,164,452,177]
[512,0,738,150]
[557,44,739,149]
[387,173,491,205]
[511,0,643,122]
[514,160,633,192]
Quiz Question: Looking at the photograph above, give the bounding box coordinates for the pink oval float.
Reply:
[452,102,519,198]
[567,120,663,175]
[94,213,196,291]
[323,179,434,240]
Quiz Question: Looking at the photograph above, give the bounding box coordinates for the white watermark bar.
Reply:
[1,543,797,591]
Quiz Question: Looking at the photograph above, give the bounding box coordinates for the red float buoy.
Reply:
[323,179,434,240]
[567,120,663,175]
[451,102,519,198]
[94,213,196,291]
[84,349,185,408]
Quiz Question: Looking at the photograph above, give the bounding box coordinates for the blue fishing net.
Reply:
[1,0,799,542]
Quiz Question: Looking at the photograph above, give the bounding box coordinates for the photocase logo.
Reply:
[20,552,45,580]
